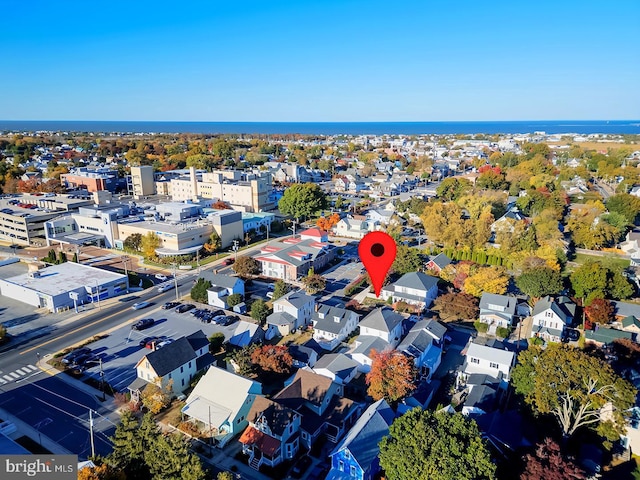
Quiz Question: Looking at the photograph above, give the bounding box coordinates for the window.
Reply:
[489,362,499,369]
[181,378,185,386]
[339,461,344,472]
[470,357,480,364]
[350,465,357,476]
[180,366,184,373]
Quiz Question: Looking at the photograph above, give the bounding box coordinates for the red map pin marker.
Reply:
[358,231,397,298]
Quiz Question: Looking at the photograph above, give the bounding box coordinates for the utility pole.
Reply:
[89,409,95,459]
[93,280,101,311]
[173,264,179,301]
[99,358,105,402]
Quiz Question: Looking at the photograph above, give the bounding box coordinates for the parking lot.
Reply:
[76,302,253,393]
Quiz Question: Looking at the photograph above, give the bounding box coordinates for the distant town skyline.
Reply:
[2,0,639,122]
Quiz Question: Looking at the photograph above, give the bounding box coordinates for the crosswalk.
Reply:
[0,364,40,384]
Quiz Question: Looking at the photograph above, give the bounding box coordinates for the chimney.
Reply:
[315,303,319,313]
[190,166,199,201]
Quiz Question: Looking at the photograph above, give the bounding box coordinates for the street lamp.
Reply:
[92,279,101,311]
[232,240,239,260]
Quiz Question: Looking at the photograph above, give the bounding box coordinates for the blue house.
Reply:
[326,399,395,480]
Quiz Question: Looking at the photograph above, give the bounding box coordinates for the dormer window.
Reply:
[334,316,340,323]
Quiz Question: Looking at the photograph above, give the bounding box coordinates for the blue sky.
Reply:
[1,0,639,121]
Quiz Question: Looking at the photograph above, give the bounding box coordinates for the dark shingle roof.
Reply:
[145,337,197,377]
[360,308,403,333]
[186,330,209,352]
[313,304,357,334]
[247,396,297,437]
[274,369,333,409]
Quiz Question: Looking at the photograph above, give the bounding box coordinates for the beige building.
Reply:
[118,220,213,256]
[170,168,273,212]
[129,165,155,198]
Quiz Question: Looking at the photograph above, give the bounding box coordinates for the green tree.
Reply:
[511,344,636,441]
[208,332,225,353]
[190,278,212,303]
[145,432,206,480]
[141,232,161,259]
[217,473,235,480]
[436,177,473,201]
[302,273,326,294]
[570,260,634,303]
[277,183,328,220]
[230,344,257,376]
[250,299,271,323]
[232,256,261,278]
[272,279,290,300]
[379,409,496,480]
[108,411,150,478]
[516,266,563,298]
[392,245,423,275]
[123,233,143,252]
[606,193,640,224]
[226,293,243,307]
[334,195,344,209]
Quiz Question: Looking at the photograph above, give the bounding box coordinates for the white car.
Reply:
[131,301,151,310]
[157,283,173,293]
[155,274,169,282]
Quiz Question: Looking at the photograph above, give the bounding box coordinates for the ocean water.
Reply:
[0,120,638,136]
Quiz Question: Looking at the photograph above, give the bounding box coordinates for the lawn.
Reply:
[573,253,630,270]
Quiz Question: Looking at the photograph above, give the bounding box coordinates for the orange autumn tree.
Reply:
[250,345,293,374]
[78,464,126,480]
[316,213,340,231]
[366,349,417,404]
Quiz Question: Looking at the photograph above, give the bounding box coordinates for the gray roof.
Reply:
[329,399,395,470]
[351,336,390,356]
[392,271,438,292]
[479,293,517,316]
[289,345,317,363]
[186,330,209,352]
[532,296,574,323]
[612,301,640,319]
[313,304,357,334]
[464,384,497,412]
[397,329,433,358]
[267,311,296,326]
[360,308,403,333]
[314,353,359,381]
[429,253,452,269]
[423,319,447,340]
[277,290,315,309]
[145,337,197,377]
[200,272,242,289]
[466,342,514,367]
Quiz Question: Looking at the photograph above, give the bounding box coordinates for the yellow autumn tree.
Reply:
[463,266,509,297]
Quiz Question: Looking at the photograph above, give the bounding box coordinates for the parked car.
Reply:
[162,301,180,310]
[563,328,580,343]
[145,337,166,349]
[62,347,92,365]
[290,456,312,478]
[132,318,155,330]
[70,352,97,367]
[139,336,160,348]
[175,303,195,313]
[131,301,151,310]
[155,274,169,282]
[266,292,274,299]
[212,315,227,324]
[155,339,174,349]
[218,315,238,326]
[210,309,225,317]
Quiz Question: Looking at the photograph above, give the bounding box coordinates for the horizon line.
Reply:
[1,119,639,123]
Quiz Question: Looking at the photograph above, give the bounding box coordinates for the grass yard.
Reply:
[573,252,630,270]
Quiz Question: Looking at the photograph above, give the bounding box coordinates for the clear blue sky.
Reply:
[2,0,639,121]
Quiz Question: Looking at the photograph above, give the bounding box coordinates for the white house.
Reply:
[181,366,262,446]
[458,341,515,389]
[271,290,316,332]
[380,272,439,311]
[358,308,404,348]
[349,336,391,373]
[531,296,575,342]
[312,304,360,351]
[366,209,394,225]
[334,217,379,240]
[202,273,245,309]
[129,331,212,397]
[312,353,360,386]
[478,293,518,335]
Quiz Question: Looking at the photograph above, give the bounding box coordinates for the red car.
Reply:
[223,258,235,266]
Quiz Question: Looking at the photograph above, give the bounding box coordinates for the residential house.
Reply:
[397,319,445,381]
[201,273,244,309]
[181,366,262,447]
[491,207,529,233]
[334,217,379,240]
[396,380,441,415]
[272,290,316,332]
[366,209,394,225]
[584,326,634,346]
[461,374,502,416]
[349,336,391,373]
[239,396,301,470]
[228,321,265,348]
[129,330,212,397]
[358,308,404,347]
[289,344,318,369]
[426,253,452,274]
[478,293,518,335]
[622,316,640,334]
[326,399,395,480]
[531,296,576,342]
[299,227,329,242]
[312,353,360,386]
[273,370,361,448]
[619,229,640,266]
[613,301,640,322]
[380,272,439,311]
[312,304,360,351]
[334,177,350,192]
[458,341,515,390]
